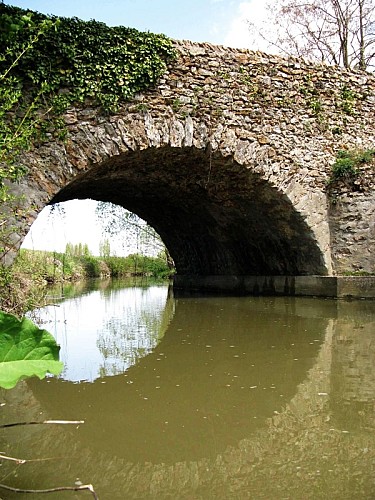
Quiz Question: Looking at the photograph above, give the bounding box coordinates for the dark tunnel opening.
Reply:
[50,145,327,277]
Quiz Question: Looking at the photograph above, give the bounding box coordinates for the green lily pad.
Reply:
[0,311,63,389]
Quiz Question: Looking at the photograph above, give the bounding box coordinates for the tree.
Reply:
[65,242,91,257]
[96,202,164,256]
[99,238,111,258]
[249,0,375,71]
[95,202,175,270]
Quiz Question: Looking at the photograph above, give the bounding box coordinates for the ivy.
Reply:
[0,11,58,198]
[0,4,176,115]
[0,4,176,176]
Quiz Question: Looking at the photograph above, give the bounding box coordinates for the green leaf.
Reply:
[0,310,63,389]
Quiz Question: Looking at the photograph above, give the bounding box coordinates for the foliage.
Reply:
[327,148,375,203]
[0,265,46,316]
[0,4,176,115]
[99,239,111,258]
[65,242,91,258]
[82,255,102,277]
[331,150,360,180]
[8,247,172,289]
[342,269,374,275]
[104,253,172,278]
[13,248,65,282]
[0,310,63,389]
[329,148,375,182]
[0,9,58,201]
[249,0,375,71]
[141,254,174,279]
[339,85,357,114]
[95,202,167,257]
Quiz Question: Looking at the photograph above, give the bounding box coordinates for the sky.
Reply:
[8,0,270,255]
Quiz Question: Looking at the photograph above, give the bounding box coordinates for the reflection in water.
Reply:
[31,280,172,381]
[330,305,375,432]
[1,280,374,499]
[27,295,327,464]
[98,287,173,378]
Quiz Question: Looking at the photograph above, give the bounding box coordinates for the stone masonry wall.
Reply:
[5,40,375,274]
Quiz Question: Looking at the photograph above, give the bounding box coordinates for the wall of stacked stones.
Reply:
[13,40,375,273]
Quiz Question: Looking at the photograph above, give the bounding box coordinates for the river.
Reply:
[0,278,374,499]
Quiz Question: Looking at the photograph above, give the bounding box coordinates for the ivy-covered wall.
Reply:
[0,4,175,109]
[0,4,175,188]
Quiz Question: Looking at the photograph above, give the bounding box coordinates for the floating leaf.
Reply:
[0,311,63,389]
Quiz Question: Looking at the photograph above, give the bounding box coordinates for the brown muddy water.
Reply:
[0,279,374,499]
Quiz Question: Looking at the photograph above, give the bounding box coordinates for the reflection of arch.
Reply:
[26,295,328,463]
[5,298,375,498]
[51,146,326,277]
[96,282,175,377]
[40,279,175,381]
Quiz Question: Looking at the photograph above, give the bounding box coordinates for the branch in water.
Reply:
[0,453,58,464]
[0,420,84,429]
[0,483,99,499]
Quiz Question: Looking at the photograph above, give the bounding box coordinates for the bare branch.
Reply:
[0,454,56,464]
[0,483,99,499]
[95,202,165,256]
[250,0,375,70]
[0,420,84,429]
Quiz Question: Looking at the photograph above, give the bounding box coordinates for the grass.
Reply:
[0,249,174,316]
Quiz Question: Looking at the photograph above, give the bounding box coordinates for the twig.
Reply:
[0,454,57,464]
[0,483,99,499]
[0,454,25,464]
[0,420,84,429]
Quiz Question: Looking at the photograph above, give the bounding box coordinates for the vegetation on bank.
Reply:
[0,246,174,316]
[18,247,173,281]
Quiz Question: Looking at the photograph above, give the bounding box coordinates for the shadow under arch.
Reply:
[50,145,327,277]
[26,293,329,464]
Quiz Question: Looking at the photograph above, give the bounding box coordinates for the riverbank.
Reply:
[0,249,173,315]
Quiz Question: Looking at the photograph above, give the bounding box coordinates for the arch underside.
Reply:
[51,146,327,276]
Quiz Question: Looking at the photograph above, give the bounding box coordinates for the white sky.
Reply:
[12,0,271,255]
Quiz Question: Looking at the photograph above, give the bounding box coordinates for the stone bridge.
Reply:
[5,40,375,294]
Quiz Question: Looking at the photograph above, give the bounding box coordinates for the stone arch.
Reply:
[50,144,327,277]
[3,38,375,282]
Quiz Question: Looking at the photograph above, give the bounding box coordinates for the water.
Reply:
[0,279,374,499]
